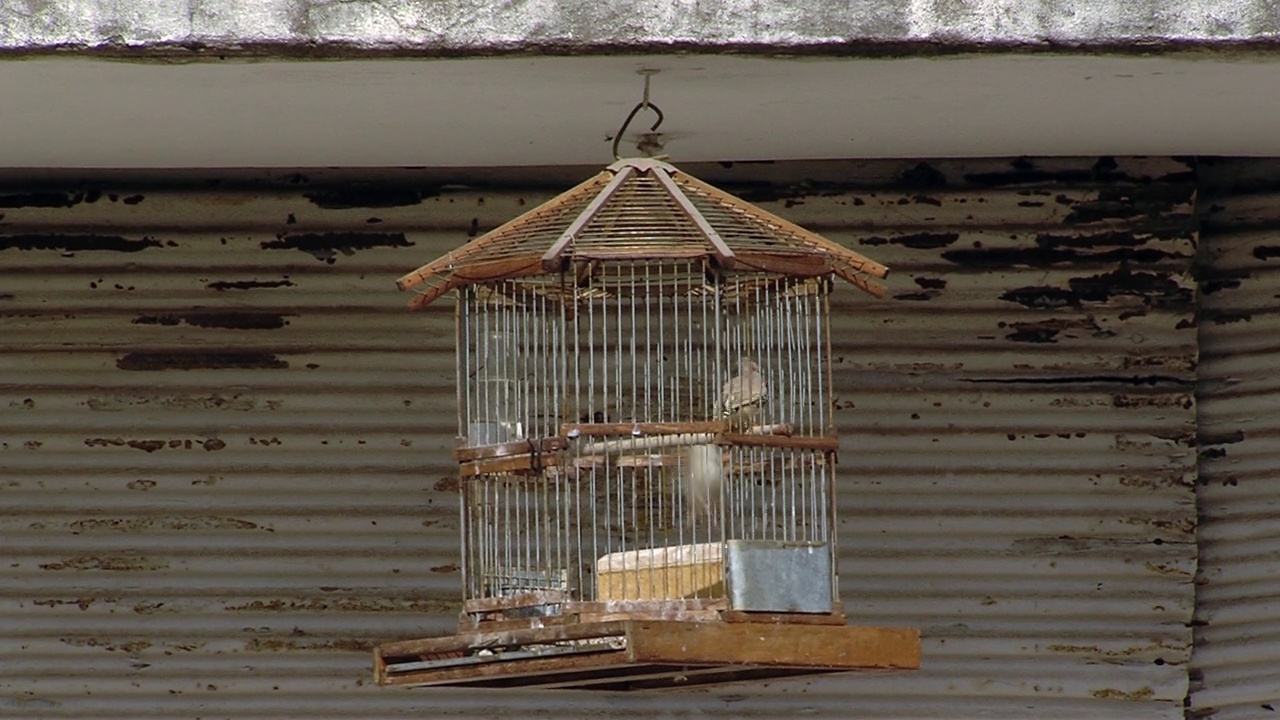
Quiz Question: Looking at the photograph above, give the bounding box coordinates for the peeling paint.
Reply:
[946,241,1183,269]
[132,311,292,330]
[304,186,436,209]
[0,234,161,253]
[206,278,295,291]
[0,159,1200,716]
[259,231,412,263]
[859,232,959,249]
[0,192,87,208]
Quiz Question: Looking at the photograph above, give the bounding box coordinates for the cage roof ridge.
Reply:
[397,157,888,309]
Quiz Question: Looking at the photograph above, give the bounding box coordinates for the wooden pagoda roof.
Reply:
[397,158,889,309]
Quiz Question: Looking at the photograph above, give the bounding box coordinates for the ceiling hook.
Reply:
[613,70,664,160]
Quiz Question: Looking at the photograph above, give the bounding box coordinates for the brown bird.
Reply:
[720,359,765,432]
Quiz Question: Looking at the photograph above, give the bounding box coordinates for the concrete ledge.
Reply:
[3,0,1279,57]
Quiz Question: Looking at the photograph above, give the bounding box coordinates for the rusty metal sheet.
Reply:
[0,157,1195,718]
[1190,164,1280,720]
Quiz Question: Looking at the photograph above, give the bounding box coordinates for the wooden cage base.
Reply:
[375,619,920,691]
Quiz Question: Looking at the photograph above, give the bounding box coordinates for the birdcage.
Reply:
[374,158,920,690]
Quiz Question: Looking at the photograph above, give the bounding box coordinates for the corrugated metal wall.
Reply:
[1190,160,1280,720]
[1,158,1197,719]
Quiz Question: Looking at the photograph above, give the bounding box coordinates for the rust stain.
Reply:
[1011,535,1116,555]
[126,479,156,491]
[433,476,461,492]
[1047,641,1185,660]
[1118,473,1190,491]
[243,637,374,652]
[40,555,168,571]
[33,597,107,611]
[133,601,166,615]
[1113,394,1194,410]
[430,563,460,573]
[117,351,288,371]
[1144,561,1191,578]
[224,596,455,613]
[83,437,227,452]
[69,516,260,533]
[61,637,153,653]
[85,393,274,411]
[1092,687,1155,701]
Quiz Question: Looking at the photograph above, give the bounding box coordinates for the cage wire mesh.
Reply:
[457,261,835,609]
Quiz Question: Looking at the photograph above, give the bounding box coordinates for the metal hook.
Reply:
[612,71,664,160]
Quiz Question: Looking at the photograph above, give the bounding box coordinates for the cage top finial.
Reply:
[397,158,889,309]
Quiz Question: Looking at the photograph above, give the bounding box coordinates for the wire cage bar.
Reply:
[454,259,837,616]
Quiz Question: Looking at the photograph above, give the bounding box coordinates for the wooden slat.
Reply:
[405,276,462,311]
[462,590,570,614]
[453,436,568,463]
[459,613,582,633]
[720,610,847,625]
[671,169,891,279]
[524,664,723,690]
[397,171,608,290]
[451,252,548,283]
[580,609,721,624]
[599,666,846,692]
[830,261,889,299]
[376,620,630,659]
[541,165,635,271]
[382,648,632,687]
[570,598,726,615]
[561,421,725,437]
[718,433,840,451]
[572,247,709,260]
[459,452,561,477]
[626,621,921,670]
[651,164,737,268]
[731,251,831,277]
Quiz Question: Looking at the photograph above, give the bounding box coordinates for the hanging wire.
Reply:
[612,72,665,160]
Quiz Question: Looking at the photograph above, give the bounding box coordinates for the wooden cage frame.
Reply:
[375,157,918,690]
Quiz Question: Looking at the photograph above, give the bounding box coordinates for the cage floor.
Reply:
[374,619,920,691]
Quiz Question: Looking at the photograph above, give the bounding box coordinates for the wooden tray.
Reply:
[375,619,919,691]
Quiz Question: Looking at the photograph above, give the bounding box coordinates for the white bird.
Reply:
[680,360,766,531]
[720,359,765,432]
[683,443,723,532]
